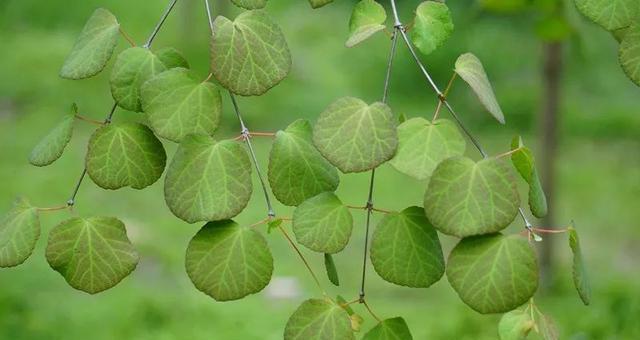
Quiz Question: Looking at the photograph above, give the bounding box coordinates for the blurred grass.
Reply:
[1,0,639,339]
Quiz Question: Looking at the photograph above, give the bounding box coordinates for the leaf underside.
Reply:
[411,1,454,55]
[574,0,639,31]
[362,317,413,340]
[29,113,75,167]
[346,0,387,47]
[568,226,591,305]
[619,24,640,86]
[284,298,355,340]
[110,47,168,112]
[309,0,333,9]
[455,53,506,124]
[498,308,534,340]
[0,197,40,268]
[510,136,548,218]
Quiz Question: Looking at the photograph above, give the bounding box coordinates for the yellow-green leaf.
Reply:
[568,225,591,305]
[498,308,535,340]
[284,298,355,340]
[29,105,76,167]
[110,47,167,112]
[346,0,387,48]
[411,1,454,55]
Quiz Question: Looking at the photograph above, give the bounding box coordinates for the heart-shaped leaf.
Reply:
[313,97,398,173]
[284,298,355,340]
[362,317,413,340]
[575,0,639,31]
[293,192,353,254]
[231,0,267,10]
[568,225,591,305]
[0,197,40,268]
[455,53,505,124]
[164,136,252,223]
[411,1,454,55]
[324,253,340,286]
[29,105,76,167]
[619,24,640,86]
[268,119,340,206]
[185,220,273,301]
[86,122,167,190]
[510,136,547,218]
[446,233,539,314]
[45,216,139,294]
[110,47,168,112]
[346,0,387,48]
[141,68,222,142]
[155,47,190,69]
[498,308,535,340]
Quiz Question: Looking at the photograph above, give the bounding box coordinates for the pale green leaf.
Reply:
[164,136,252,223]
[268,119,340,206]
[141,68,222,142]
[446,233,539,314]
[390,118,466,180]
[45,216,139,294]
[498,309,535,340]
[370,207,444,288]
[346,0,387,48]
[284,298,355,340]
[29,106,76,167]
[455,53,506,124]
[537,314,559,340]
[350,314,365,333]
[313,97,398,173]
[293,192,353,254]
[59,8,120,79]
[424,157,520,237]
[110,47,167,112]
[0,197,40,268]
[362,317,413,340]
[336,295,355,315]
[411,1,454,55]
[210,10,291,96]
[568,226,591,305]
[231,0,267,10]
[510,136,548,218]
[619,24,640,86]
[324,253,340,286]
[574,0,639,31]
[86,122,166,190]
[155,47,190,69]
[185,220,273,301]
[309,0,334,9]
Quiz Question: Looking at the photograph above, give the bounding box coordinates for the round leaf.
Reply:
[313,97,398,173]
[346,0,387,48]
[29,110,75,167]
[210,10,291,96]
[362,317,413,340]
[424,156,520,237]
[0,197,40,268]
[455,53,505,124]
[185,220,273,301]
[268,119,340,206]
[568,226,591,305]
[284,298,355,340]
[390,118,466,180]
[141,68,222,142]
[619,24,640,86]
[498,308,535,340]
[575,0,639,31]
[164,136,253,223]
[110,47,167,112]
[292,192,353,254]
[86,122,167,190]
[446,233,539,314]
[45,216,139,294]
[155,47,190,69]
[370,206,445,288]
[411,1,454,55]
[231,0,267,10]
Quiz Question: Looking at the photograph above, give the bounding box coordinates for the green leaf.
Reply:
[619,24,640,86]
[446,234,539,314]
[350,314,365,333]
[284,298,355,340]
[110,47,167,112]
[86,122,166,190]
[510,137,548,218]
[455,53,506,124]
[29,105,76,167]
[336,295,355,315]
[324,253,340,286]
[574,0,639,31]
[155,47,190,69]
[59,8,120,79]
[362,317,413,340]
[313,97,398,173]
[0,197,40,268]
[185,220,273,301]
[346,0,387,48]
[498,309,535,340]
[45,216,139,294]
[537,314,559,340]
[390,118,466,180]
[309,0,333,9]
[231,0,267,10]
[267,218,283,234]
[164,136,252,223]
[293,192,353,254]
[370,207,444,288]
[568,225,591,305]
[210,10,291,96]
[268,119,340,206]
[141,68,222,143]
[411,1,454,55]
[424,156,520,237]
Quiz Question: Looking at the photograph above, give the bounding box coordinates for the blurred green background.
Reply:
[1,0,639,339]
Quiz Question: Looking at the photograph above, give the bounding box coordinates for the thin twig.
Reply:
[119,27,136,47]
[37,205,69,212]
[74,114,104,126]
[532,227,569,234]
[144,0,178,48]
[362,299,382,322]
[494,147,523,160]
[278,226,326,295]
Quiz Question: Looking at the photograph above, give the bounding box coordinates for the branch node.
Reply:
[66,199,75,207]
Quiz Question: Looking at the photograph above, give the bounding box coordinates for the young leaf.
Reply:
[619,24,640,86]
[45,216,139,294]
[510,136,548,218]
[350,314,365,332]
[0,197,40,268]
[324,253,340,286]
[537,314,559,340]
[210,10,291,96]
[389,118,466,181]
[424,157,520,237]
[498,308,535,340]
[411,1,454,55]
[370,207,445,288]
[292,192,353,254]
[309,0,333,9]
[141,68,222,142]
[446,234,539,314]
[362,317,413,340]
[155,47,190,69]
[268,119,340,206]
[86,122,167,190]
[231,0,267,10]
[346,0,387,48]
[455,53,506,124]
[267,218,283,234]
[568,225,591,305]
[29,105,76,167]
[336,295,355,315]
[313,97,398,173]
[110,47,167,112]
[185,220,273,301]
[574,0,639,31]
[59,8,120,79]
[164,136,252,223]
[284,298,355,340]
